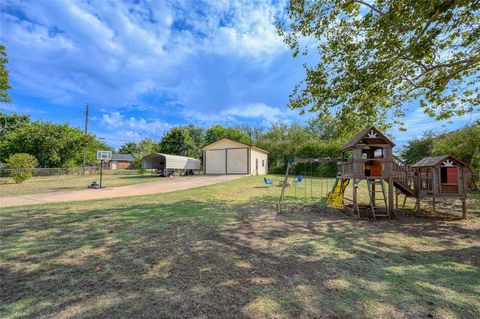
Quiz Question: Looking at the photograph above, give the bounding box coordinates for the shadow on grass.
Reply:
[1,195,479,318]
[110,175,162,180]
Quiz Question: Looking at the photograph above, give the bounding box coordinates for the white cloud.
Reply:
[388,106,480,146]
[182,102,307,126]
[202,1,286,56]
[101,112,170,134]
[1,0,287,108]
[101,112,124,128]
[222,103,291,124]
[0,102,46,114]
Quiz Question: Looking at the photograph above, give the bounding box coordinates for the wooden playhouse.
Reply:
[337,126,395,219]
[407,155,468,217]
[336,127,469,219]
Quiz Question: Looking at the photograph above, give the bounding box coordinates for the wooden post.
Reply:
[432,197,436,214]
[416,198,420,214]
[395,191,399,210]
[371,182,376,208]
[462,198,467,219]
[277,163,292,213]
[352,178,357,216]
[388,178,394,218]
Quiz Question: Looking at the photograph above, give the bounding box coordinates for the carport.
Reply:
[142,153,201,171]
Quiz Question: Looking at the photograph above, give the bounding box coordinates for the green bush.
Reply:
[133,156,145,175]
[268,165,286,175]
[6,153,38,183]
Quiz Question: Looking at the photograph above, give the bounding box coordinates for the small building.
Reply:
[108,153,135,170]
[202,138,268,175]
[141,153,201,173]
[411,155,469,197]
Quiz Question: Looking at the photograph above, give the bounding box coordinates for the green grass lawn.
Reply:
[1,175,479,318]
[0,172,171,198]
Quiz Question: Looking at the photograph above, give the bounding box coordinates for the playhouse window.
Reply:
[441,167,457,184]
[373,148,383,158]
[343,150,353,160]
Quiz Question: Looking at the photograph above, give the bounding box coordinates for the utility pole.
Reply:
[82,103,89,172]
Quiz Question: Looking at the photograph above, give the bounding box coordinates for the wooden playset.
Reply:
[337,126,468,218]
[278,126,469,219]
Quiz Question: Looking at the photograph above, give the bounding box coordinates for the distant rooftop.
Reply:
[111,153,135,161]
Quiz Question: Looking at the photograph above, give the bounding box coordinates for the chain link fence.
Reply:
[0,166,141,178]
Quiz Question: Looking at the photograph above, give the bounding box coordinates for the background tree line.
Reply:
[400,122,480,171]
[0,112,111,167]
[1,111,478,175]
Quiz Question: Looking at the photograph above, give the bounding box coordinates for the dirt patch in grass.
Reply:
[1,177,479,318]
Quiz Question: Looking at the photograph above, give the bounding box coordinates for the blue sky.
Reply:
[0,0,477,148]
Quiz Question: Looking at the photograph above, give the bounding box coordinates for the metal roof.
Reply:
[340,126,395,151]
[111,153,135,161]
[141,153,201,170]
[412,155,467,168]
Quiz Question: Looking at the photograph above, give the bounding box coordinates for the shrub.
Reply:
[133,156,145,175]
[6,153,38,183]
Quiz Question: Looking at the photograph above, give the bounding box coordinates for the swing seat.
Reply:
[264,177,273,187]
[294,175,303,184]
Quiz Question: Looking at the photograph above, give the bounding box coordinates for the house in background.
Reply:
[108,153,136,170]
[202,138,268,175]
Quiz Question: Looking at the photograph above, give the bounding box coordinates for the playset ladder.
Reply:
[367,178,389,220]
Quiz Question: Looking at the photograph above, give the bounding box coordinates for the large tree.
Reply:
[0,121,110,167]
[256,122,315,165]
[0,45,12,103]
[118,142,139,155]
[205,125,250,145]
[0,112,30,138]
[234,124,265,144]
[399,123,480,170]
[183,124,205,153]
[433,122,480,171]
[279,0,480,130]
[137,137,158,155]
[400,133,435,164]
[158,127,197,157]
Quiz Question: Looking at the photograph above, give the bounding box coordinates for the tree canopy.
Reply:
[0,112,30,138]
[205,125,251,145]
[118,142,140,155]
[0,115,110,167]
[279,0,480,130]
[158,126,197,157]
[400,122,480,171]
[400,133,435,164]
[0,44,12,103]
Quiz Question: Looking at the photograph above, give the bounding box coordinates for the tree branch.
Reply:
[424,57,480,72]
[354,1,384,15]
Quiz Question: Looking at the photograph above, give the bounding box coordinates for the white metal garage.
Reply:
[202,138,268,175]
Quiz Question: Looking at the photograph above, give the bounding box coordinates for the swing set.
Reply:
[277,157,337,212]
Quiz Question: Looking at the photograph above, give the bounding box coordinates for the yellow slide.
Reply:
[326,177,350,208]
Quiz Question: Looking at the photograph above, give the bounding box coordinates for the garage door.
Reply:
[227,148,248,174]
[205,150,226,174]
